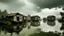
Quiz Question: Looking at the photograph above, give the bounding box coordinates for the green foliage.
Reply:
[0,10,8,19]
[0,10,2,19]
[2,10,8,16]
[0,10,10,25]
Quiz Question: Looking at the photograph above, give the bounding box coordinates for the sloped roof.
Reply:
[7,13,24,16]
[31,15,40,18]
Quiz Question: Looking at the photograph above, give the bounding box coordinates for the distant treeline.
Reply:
[0,10,8,19]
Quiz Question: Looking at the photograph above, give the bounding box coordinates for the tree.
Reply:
[0,10,2,19]
[2,10,8,16]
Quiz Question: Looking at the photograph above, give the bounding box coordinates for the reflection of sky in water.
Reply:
[40,20,62,32]
[0,20,63,36]
[31,8,63,32]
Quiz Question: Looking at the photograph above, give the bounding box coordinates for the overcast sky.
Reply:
[0,0,64,36]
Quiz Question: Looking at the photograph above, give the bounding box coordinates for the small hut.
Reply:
[47,15,56,21]
[2,13,24,22]
[31,15,40,22]
[31,15,40,26]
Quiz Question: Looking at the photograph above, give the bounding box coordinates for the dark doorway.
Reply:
[17,17,19,21]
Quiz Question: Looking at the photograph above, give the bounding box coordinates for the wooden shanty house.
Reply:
[31,15,40,26]
[47,15,56,21]
[2,13,24,22]
[31,15,40,22]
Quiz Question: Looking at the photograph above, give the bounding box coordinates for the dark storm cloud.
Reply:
[0,0,25,11]
[0,0,16,3]
[29,0,64,9]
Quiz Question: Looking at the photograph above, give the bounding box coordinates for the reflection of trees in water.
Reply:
[43,15,56,26]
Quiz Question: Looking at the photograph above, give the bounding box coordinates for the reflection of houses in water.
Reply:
[47,15,56,26]
[31,16,40,27]
[1,13,41,35]
[43,15,56,26]
[2,13,25,35]
[1,11,64,35]
[47,21,55,26]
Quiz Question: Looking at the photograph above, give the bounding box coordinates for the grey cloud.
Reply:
[0,0,16,4]
[0,0,25,11]
[29,0,64,9]
[0,0,17,3]
[0,0,40,12]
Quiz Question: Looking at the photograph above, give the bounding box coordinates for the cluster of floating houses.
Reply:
[0,13,41,35]
[0,11,64,36]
